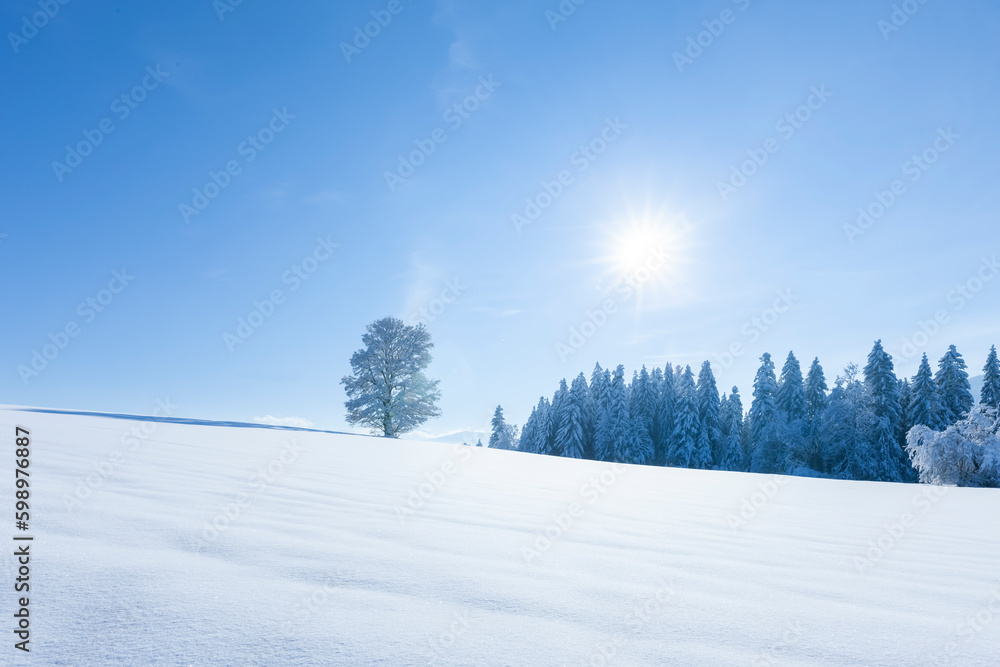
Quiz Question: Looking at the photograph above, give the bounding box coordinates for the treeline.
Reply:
[488,342,1000,485]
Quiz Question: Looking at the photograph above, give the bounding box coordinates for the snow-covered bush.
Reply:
[906,406,1000,487]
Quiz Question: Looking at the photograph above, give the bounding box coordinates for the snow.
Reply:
[4,405,1000,665]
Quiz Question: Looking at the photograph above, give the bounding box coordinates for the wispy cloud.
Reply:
[471,306,521,318]
[254,415,314,428]
[305,189,346,206]
[402,253,447,324]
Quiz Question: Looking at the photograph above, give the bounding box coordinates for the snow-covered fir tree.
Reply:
[669,365,699,467]
[489,405,518,450]
[804,357,828,423]
[557,375,588,459]
[935,345,974,425]
[722,386,748,471]
[648,367,664,450]
[776,351,809,471]
[862,340,904,482]
[696,361,722,468]
[749,353,783,474]
[908,353,944,431]
[802,357,828,471]
[823,365,877,480]
[573,371,596,459]
[519,405,539,453]
[899,378,913,433]
[776,352,807,421]
[549,379,570,456]
[625,408,655,465]
[595,365,631,462]
[654,364,677,466]
[629,366,658,448]
[521,397,550,454]
[590,363,608,414]
[719,392,730,453]
[981,345,1000,410]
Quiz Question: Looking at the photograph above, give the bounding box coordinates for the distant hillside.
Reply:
[971,374,984,403]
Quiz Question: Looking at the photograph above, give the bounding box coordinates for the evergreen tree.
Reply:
[649,366,664,449]
[776,352,807,422]
[654,364,677,466]
[489,405,518,450]
[696,361,722,467]
[899,378,913,433]
[804,358,828,423]
[908,353,945,431]
[628,366,657,449]
[802,358,829,472]
[557,376,587,459]
[668,366,699,467]
[589,363,608,457]
[722,386,748,471]
[590,363,608,413]
[981,345,1000,410]
[862,340,904,482]
[935,345,974,425]
[776,352,809,471]
[718,391,730,458]
[575,371,597,459]
[549,379,570,456]
[602,368,613,416]
[749,353,783,474]
[524,397,551,454]
[625,415,654,464]
[822,366,877,480]
[519,405,539,453]
[595,365,631,462]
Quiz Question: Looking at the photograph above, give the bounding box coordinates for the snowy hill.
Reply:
[971,374,984,404]
[4,406,1000,666]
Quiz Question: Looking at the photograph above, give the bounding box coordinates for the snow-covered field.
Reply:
[3,406,1000,666]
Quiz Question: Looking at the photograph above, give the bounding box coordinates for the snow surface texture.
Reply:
[3,406,1000,666]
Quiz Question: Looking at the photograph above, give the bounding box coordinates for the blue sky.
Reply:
[3,0,999,439]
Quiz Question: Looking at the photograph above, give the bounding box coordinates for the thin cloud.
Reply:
[254,415,314,428]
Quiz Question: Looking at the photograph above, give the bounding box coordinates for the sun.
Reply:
[606,214,691,281]
[589,209,694,314]
[612,225,670,274]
